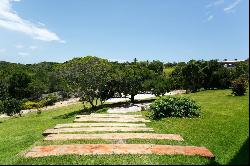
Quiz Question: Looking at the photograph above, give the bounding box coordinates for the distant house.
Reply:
[219,59,246,68]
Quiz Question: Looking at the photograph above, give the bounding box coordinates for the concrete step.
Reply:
[44,133,184,141]
[54,123,146,129]
[25,144,214,158]
[43,127,154,135]
[76,114,143,118]
[74,117,150,123]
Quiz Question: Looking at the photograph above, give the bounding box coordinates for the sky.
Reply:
[0,0,249,64]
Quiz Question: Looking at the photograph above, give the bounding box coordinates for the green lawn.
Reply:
[0,89,248,165]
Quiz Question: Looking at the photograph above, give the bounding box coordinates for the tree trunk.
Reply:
[130,94,135,103]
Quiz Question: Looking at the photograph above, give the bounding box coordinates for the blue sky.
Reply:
[0,0,248,64]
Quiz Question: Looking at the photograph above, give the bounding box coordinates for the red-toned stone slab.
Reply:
[74,117,150,123]
[54,123,146,129]
[25,144,214,158]
[43,127,154,135]
[44,133,184,141]
[76,114,142,118]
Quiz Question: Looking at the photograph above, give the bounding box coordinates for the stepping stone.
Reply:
[76,114,142,118]
[54,123,146,129]
[74,117,150,123]
[25,144,214,158]
[44,133,184,141]
[43,127,154,135]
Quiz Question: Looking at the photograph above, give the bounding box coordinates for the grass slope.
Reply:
[0,89,248,165]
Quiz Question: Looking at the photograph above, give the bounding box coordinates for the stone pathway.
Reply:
[25,111,214,159]
[54,123,147,128]
[44,133,184,141]
[25,144,214,158]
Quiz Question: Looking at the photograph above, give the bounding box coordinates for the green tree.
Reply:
[148,60,164,74]
[119,63,151,103]
[143,75,171,96]
[8,71,31,99]
[62,56,112,107]
[1,98,22,116]
[181,60,204,92]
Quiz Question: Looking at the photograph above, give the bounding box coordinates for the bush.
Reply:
[1,98,22,116]
[149,96,201,119]
[42,93,59,106]
[22,100,44,109]
[231,77,248,96]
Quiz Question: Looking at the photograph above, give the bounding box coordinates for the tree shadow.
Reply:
[228,137,249,165]
[208,158,220,165]
[52,109,85,119]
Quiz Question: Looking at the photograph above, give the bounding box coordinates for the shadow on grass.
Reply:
[52,109,84,119]
[52,98,156,120]
[228,137,249,165]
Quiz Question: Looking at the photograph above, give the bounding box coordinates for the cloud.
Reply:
[18,52,29,56]
[15,44,24,49]
[224,0,241,13]
[207,15,214,21]
[0,48,6,53]
[206,0,224,8]
[0,0,65,43]
[29,45,38,50]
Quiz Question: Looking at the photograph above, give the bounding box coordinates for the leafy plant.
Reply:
[149,96,201,119]
[42,93,59,106]
[231,77,248,96]
[1,98,22,116]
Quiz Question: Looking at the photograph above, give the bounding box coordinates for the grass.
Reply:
[0,89,248,165]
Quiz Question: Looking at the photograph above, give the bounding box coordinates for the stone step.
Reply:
[44,133,184,141]
[74,117,150,123]
[76,114,142,118]
[43,127,154,135]
[54,123,146,129]
[25,144,214,158]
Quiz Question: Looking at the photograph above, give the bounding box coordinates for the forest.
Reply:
[0,56,248,116]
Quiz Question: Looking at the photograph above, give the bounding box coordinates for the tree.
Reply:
[27,80,47,100]
[1,98,22,116]
[231,77,247,96]
[0,75,9,100]
[234,61,249,80]
[119,63,152,103]
[181,60,204,92]
[62,56,113,107]
[143,75,171,96]
[8,71,31,99]
[148,60,164,74]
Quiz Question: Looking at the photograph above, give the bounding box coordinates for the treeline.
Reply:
[0,57,248,116]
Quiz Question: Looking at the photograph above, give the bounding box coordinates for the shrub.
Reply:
[42,93,59,106]
[22,101,41,110]
[1,98,22,116]
[149,96,201,119]
[231,77,248,96]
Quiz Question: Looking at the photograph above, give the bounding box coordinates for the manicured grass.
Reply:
[0,89,248,165]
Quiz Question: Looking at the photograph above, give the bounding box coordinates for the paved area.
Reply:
[105,90,186,103]
[74,117,150,123]
[107,103,150,114]
[54,123,146,128]
[43,127,154,135]
[44,133,184,141]
[76,114,143,118]
[25,144,214,158]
